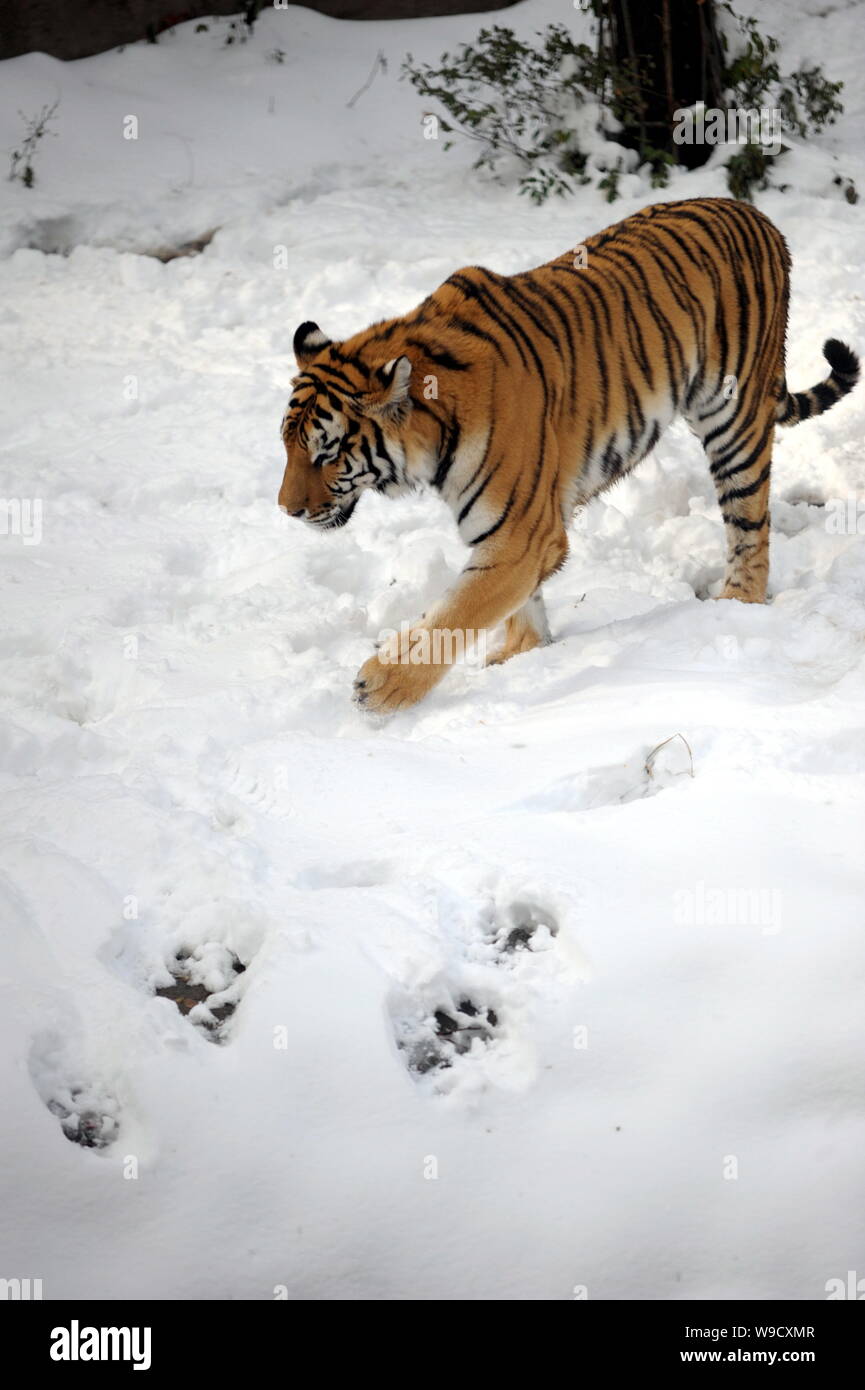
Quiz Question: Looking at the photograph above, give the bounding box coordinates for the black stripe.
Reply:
[404,341,470,372]
[812,382,838,412]
[449,274,532,371]
[722,511,768,531]
[717,460,772,507]
[471,268,553,388]
[431,420,460,491]
[458,467,495,524]
[449,315,510,363]
[709,416,762,475]
[470,483,518,546]
[519,275,578,403]
[593,243,683,393]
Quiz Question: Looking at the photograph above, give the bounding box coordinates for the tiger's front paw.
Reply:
[354,640,443,715]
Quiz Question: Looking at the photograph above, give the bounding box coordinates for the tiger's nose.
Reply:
[279,505,306,518]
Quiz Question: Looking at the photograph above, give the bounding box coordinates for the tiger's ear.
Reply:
[358,356,413,420]
[293,321,331,367]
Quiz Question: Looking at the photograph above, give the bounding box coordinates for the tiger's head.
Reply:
[278,321,413,530]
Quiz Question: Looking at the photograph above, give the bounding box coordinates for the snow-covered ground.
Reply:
[1,0,864,1300]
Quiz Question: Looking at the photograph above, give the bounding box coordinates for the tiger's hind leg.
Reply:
[693,397,776,604]
[486,590,551,666]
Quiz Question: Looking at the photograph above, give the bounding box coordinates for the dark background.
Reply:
[0,0,518,63]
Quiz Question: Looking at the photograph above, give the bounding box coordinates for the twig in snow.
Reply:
[645,733,694,780]
[8,100,59,188]
[347,51,387,109]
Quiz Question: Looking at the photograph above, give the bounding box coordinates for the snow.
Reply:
[1,0,864,1300]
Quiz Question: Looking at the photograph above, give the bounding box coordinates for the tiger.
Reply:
[277,195,859,714]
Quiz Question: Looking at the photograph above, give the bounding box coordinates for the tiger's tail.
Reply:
[776,338,860,426]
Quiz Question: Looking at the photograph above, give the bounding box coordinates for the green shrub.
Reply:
[403,4,846,205]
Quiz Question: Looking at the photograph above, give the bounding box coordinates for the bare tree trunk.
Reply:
[603,0,726,169]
